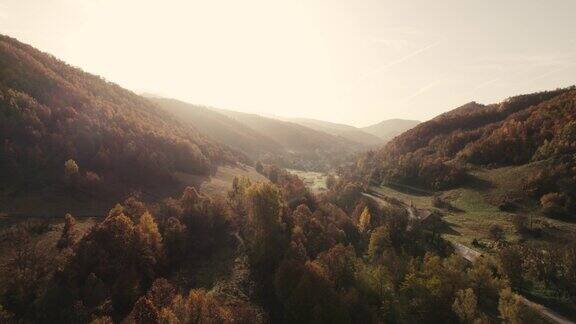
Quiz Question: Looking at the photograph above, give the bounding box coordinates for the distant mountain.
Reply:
[285,118,382,146]
[0,35,240,215]
[151,98,364,171]
[361,119,420,141]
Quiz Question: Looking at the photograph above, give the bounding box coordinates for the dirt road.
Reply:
[363,191,575,324]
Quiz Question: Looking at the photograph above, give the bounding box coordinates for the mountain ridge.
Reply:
[150,97,364,171]
[361,118,420,142]
[284,117,382,146]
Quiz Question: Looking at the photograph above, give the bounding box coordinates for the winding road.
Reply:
[362,191,575,324]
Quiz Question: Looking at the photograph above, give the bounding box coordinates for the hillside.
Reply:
[285,117,381,146]
[150,98,364,170]
[215,108,359,153]
[148,97,282,156]
[359,86,576,219]
[361,118,420,141]
[0,35,241,215]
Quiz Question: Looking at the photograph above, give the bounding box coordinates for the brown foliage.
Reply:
[359,86,576,195]
[57,213,77,249]
[0,35,240,206]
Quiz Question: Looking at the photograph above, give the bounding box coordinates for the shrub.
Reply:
[540,192,572,219]
[488,225,505,242]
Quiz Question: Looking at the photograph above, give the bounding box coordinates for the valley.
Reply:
[1,31,576,324]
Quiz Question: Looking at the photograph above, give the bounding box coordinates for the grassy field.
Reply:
[286,169,328,193]
[0,217,97,265]
[176,164,268,198]
[372,162,576,248]
[374,164,576,321]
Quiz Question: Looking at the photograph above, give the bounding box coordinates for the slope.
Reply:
[148,97,282,156]
[215,109,359,153]
[0,35,241,215]
[285,117,381,146]
[359,86,576,218]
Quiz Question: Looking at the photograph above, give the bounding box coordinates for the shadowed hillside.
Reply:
[0,35,241,215]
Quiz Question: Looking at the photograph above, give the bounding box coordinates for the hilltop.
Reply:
[361,118,420,142]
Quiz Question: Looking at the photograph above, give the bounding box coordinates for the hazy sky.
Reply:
[1,0,575,126]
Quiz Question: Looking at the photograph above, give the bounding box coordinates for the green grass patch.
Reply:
[287,169,328,193]
[372,162,576,248]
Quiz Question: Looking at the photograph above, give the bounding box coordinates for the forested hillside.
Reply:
[0,35,240,214]
[359,86,576,218]
[286,117,382,146]
[214,108,359,154]
[152,97,364,171]
[148,97,282,156]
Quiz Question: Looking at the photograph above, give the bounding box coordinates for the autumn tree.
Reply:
[162,217,187,265]
[452,288,487,324]
[127,296,159,324]
[274,261,350,323]
[368,226,390,259]
[399,254,461,322]
[424,212,444,245]
[137,212,163,258]
[358,207,372,233]
[180,186,201,212]
[146,279,175,310]
[187,289,232,323]
[315,244,357,290]
[89,316,113,324]
[57,213,77,250]
[468,257,505,311]
[268,167,279,183]
[245,182,287,272]
[243,182,288,313]
[135,212,165,286]
[64,159,79,180]
[498,246,523,288]
[540,192,572,218]
[123,196,147,222]
[498,288,538,324]
[46,204,166,320]
[0,227,50,318]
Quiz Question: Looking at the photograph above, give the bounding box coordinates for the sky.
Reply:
[1,0,575,127]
